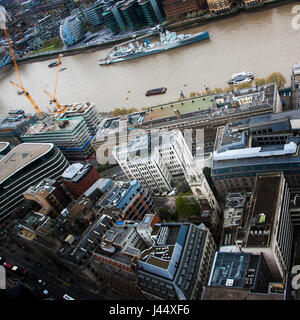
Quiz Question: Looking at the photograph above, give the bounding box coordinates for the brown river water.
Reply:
[0,2,299,115]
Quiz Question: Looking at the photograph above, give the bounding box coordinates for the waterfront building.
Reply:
[212,109,300,198]
[59,15,85,46]
[61,162,101,199]
[120,0,145,31]
[243,0,264,7]
[206,0,235,14]
[202,251,286,300]
[162,0,206,20]
[0,143,69,221]
[84,0,106,26]
[137,222,217,299]
[0,110,38,145]
[56,102,102,136]
[103,2,127,34]
[138,0,164,26]
[23,178,71,217]
[21,116,94,162]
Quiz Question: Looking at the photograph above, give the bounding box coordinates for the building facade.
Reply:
[137,222,217,299]
[61,162,101,199]
[0,143,69,221]
[21,116,94,162]
[212,110,300,198]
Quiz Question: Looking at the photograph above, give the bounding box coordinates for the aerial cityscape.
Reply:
[0,0,300,307]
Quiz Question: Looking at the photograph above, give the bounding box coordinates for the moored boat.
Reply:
[145,87,167,96]
[99,29,210,66]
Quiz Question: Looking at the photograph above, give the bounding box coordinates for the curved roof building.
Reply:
[0,143,69,221]
[59,15,85,46]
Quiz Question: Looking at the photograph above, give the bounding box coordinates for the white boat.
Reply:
[229,71,254,84]
[232,77,253,86]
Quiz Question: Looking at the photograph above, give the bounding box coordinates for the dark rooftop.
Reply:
[208,252,259,289]
[246,174,281,247]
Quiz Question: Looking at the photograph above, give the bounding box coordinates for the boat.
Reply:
[228,71,254,84]
[99,29,210,66]
[145,87,167,96]
[232,77,253,86]
[48,61,61,68]
[59,67,67,72]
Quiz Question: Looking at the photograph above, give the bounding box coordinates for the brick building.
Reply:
[162,0,206,19]
[61,162,101,199]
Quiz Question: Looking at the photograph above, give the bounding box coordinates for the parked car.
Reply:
[3,262,13,269]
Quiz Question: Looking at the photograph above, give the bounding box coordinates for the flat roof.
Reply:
[143,95,215,122]
[246,174,281,247]
[0,143,53,184]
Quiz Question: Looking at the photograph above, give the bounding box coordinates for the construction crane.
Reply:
[3,28,43,116]
[44,54,67,114]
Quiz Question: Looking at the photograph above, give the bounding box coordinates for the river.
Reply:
[0,2,299,116]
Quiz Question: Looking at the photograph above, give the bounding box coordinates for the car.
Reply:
[63,293,75,300]
[42,290,49,295]
[38,279,46,286]
[3,262,13,269]
[11,266,18,272]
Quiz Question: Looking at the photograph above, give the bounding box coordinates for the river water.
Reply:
[0,2,299,116]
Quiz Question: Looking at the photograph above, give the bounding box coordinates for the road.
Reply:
[0,244,107,300]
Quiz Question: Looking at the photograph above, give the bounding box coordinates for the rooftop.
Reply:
[23,117,80,136]
[202,286,284,300]
[61,162,93,182]
[143,94,215,123]
[208,252,260,289]
[245,174,281,247]
[0,143,53,184]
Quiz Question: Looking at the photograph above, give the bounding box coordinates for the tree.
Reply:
[266,72,286,89]
[214,87,224,94]
[254,77,267,87]
[236,82,252,90]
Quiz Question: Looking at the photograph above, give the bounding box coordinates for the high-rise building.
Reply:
[61,162,101,199]
[21,116,94,161]
[241,172,293,281]
[137,222,217,299]
[0,110,38,145]
[212,110,300,198]
[59,15,85,45]
[0,143,69,221]
[217,172,293,282]
[57,102,102,136]
[113,129,220,213]
[202,251,286,300]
